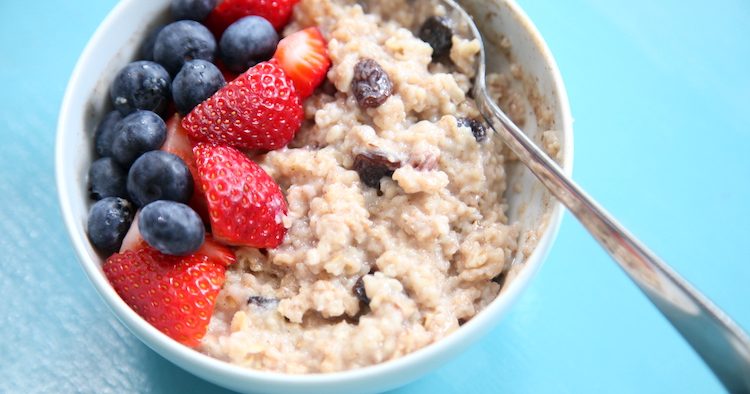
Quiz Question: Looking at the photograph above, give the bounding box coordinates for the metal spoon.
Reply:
[433,0,750,391]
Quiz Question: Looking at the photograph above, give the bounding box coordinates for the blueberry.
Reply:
[457,117,488,142]
[171,0,217,22]
[93,111,123,158]
[219,16,278,74]
[127,150,193,207]
[88,157,128,200]
[139,26,164,61]
[172,60,225,115]
[418,16,453,59]
[111,110,167,167]
[154,20,217,75]
[138,200,205,255]
[87,197,135,254]
[111,61,171,116]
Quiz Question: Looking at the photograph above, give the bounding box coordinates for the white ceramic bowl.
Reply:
[56,0,572,393]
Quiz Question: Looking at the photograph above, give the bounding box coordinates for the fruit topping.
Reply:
[172,59,226,115]
[195,235,237,267]
[154,20,217,75]
[162,115,198,174]
[139,26,163,61]
[205,0,299,35]
[171,0,217,22]
[193,143,288,248]
[161,114,211,222]
[110,61,171,116]
[111,110,167,167]
[353,276,370,306]
[214,58,240,83]
[418,16,453,59]
[219,16,279,74]
[93,111,123,158]
[273,27,330,99]
[120,213,145,253]
[457,117,488,142]
[127,150,194,207]
[352,58,393,109]
[247,296,278,308]
[182,60,303,150]
[88,157,128,200]
[138,200,205,255]
[85,0,353,349]
[103,245,230,347]
[87,197,135,254]
[352,151,401,189]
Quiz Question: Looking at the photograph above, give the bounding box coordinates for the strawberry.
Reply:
[273,27,331,99]
[182,60,303,150]
[193,143,287,248]
[103,244,234,347]
[213,58,239,83]
[195,236,237,267]
[119,213,145,252]
[162,114,210,223]
[205,0,298,36]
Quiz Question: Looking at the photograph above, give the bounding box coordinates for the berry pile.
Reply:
[85,0,330,347]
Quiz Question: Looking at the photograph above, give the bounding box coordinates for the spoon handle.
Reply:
[475,90,750,392]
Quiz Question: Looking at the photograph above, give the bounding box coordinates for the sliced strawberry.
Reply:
[213,58,239,83]
[195,235,237,267]
[205,0,299,36]
[103,245,231,347]
[273,27,331,99]
[193,143,288,248]
[162,114,210,224]
[162,114,195,165]
[182,60,303,150]
[119,213,145,253]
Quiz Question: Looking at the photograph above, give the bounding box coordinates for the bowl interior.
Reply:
[464,0,573,248]
[55,0,572,393]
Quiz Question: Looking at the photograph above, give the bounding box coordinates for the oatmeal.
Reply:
[199,0,522,373]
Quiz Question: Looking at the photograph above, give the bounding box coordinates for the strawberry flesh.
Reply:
[162,114,210,223]
[119,213,145,253]
[195,235,237,267]
[274,27,331,99]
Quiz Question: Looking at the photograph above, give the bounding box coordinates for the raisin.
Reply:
[492,271,507,287]
[457,117,488,142]
[247,296,278,308]
[353,276,370,306]
[353,151,401,189]
[418,16,453,59]
[352,58,393,108]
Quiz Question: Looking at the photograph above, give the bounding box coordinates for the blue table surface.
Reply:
[2,0,748,393]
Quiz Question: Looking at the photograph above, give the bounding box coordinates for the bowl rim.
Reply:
[55,0,573,388]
